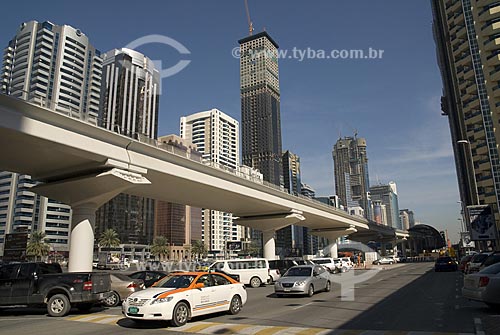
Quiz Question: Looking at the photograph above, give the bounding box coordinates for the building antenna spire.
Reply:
[244,0,254,36]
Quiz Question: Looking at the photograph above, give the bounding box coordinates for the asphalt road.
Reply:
[0,263,496,335]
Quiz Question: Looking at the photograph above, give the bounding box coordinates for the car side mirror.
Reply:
[313,271,319,276]
[31,272,38,280]
[194,283,204,289]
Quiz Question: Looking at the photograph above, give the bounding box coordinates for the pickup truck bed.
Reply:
[0,262,111,316]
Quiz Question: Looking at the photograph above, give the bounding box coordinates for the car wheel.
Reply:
[389,261,393,265]
[228,295,242,315]
[325,281,331,292]
[268,275,274,284]
[103,291,120,307]
[171,301,189,327]
[250,276,262,288]
[47,294,71,317]
[307,284,314,297]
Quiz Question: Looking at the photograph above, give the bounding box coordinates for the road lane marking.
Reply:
[292,302,313,310]
[65,313,476,335]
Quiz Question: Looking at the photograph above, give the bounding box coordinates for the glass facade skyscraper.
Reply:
[239,32,283,187]
[332,136,371,218]
[0,21,102,256]
[95,48,160,245]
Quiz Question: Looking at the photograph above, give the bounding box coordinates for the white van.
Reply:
[209,258,269,288]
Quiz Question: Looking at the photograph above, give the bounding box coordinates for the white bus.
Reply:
[209,258,269,288]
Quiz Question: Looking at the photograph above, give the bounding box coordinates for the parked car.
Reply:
[311,257,340,273]
[103,273,145,307]
[467,253,491,274]
[129,271,168,288]
[123,271,247,326]
[434,256,458,272]
[209,258,269,288]
[463,262,500,309]
[459,254,474,273]
[373,257,395,265]
[479,252,500,272]
[0,262,111,316]
[340,257,354,268]
[274,265,331,297]
[268,259,299,278]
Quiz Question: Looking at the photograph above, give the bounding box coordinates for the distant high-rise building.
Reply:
[180,109,242,256]
[277,150,304,257]
[332,136,371,218]
[432,0,500,245]
[300,183,320,255]
[400,208,415,229]
[239,32,283,186]
[0,20,103,256]
[370,182,401,229]
[154,135,202,261]
[95,48,160,245]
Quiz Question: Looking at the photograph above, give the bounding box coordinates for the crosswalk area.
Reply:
[67,313,475,335]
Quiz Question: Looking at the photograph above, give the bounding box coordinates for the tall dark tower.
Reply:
[239,32,283,186]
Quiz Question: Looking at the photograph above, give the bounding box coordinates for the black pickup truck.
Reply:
[0,262,111,317]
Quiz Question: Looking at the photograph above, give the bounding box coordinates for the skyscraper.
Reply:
[370,182,401,229]
[154,135,202,261]
[432,0,500,245]
[180,109,242,256]
[277,150,304,256]
[239,32,283,186]
[95,48,160,245]
[332,136,371,218]
[0,21,103,256]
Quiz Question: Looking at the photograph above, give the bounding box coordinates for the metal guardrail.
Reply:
[5,91,360,219]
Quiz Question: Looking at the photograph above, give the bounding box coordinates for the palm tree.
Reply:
[26,231,50,261]
[99,228,120,248]
[191,240,207,260]
[151,236,169,261]
[99,229,120,263]
[246,242,261,257]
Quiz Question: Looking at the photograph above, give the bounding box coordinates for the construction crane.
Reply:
[244,0,254,35]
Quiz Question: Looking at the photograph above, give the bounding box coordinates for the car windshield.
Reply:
[312,259,330,264]
[285,267,312,277]
[153,274,196,288]
[479,262,500,275]
[112,273,133,281]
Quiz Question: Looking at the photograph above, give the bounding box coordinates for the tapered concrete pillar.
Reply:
[263,230,276,260]
[329,240,338,258]
[381,243,387,256]
[31,168,151,273]
[68,205,97,272]
[235,210,305,260]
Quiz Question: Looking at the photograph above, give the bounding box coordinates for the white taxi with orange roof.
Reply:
[122,271,247,327]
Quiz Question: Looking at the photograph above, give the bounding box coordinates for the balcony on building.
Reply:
[478,2,500,21]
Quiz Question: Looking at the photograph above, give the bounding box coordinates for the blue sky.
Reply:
[0,1,463,242]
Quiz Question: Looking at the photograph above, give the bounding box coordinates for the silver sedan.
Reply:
[463,262,500,309]
[274,265,331,297]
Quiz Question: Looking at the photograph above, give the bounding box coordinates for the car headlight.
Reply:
[295,281,306,286]
[151,296,174,304]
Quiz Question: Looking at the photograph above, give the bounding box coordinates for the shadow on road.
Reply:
[337,268,498,333]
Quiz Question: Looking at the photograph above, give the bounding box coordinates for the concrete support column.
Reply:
[329,239,338,258]
[262,230,276,260]
[401,240,407,257]
[381,243,387,256]
[68,205,97,272]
